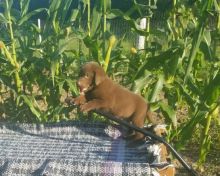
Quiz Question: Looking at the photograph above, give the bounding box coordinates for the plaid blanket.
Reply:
[0,121,162,176]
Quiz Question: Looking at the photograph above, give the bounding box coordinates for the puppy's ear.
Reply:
[94,67,106,85]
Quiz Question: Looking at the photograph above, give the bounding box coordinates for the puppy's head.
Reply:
[77,62,107,94]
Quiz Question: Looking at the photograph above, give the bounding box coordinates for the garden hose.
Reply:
[93,110,198,176]
[67,98,198,176]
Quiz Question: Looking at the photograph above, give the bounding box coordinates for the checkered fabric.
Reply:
[0,121,160,176]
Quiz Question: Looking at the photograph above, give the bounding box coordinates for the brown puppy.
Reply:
[71,62,154,141]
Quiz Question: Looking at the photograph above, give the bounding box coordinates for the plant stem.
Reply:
[214,0,220,57]
[78,0,83,63]
[104,35,116,72]
[87,0,91,37]
[172,0,177,40]
[217,14,220,32]
[102,0,107,58]
[87,0,91,57]
[5,0,22,93]
[145,0,151,49]
[6,0,16,62]
[199,112,212,163]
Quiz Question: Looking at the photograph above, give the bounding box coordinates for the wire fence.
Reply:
[0,12,218,49]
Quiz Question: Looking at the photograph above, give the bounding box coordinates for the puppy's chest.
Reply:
[85,87,106,100]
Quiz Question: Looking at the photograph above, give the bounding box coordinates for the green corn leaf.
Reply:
[19,0,30,17]
[131,70,152,94]
[65,79,78,95]
[148,101,160,112]
[60,0,72,23]
[184,0,214,83]
[0,41,18,68]
[18,95,42,121]
[187,77,202,97]
[150,74,164,103]
[177,111,208,149]
[18,8,47,25]
[184,26,205,82]
[104,0,111,11]
[203,29,211,46]
[50,106,64,122]
[199,29,213,60]
[6,0,13,12]
[104,35,116,72]
[58,37,78,55]
[107,9,124,19]
[83,35,101,61]
[214,0,220,11]
[69,9,79,22]
[165,48,183,83]
[51,59,59,86]
[133,47,181,80]
[48,0,62,32]
[203,71,220,106]
[176,81,199,109]
[0,13,8,23]
[158,101,177,128]
[49,0,61,14]
[91,1,102,36]
[199,135,211,164]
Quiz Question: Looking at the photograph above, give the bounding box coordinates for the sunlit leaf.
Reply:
[158,101,177,128]
[150,74,164,103]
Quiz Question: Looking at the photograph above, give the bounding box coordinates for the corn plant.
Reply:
[184,0,214,83]
[0,0,219,166]
[1,0,22,93]
[0,0,80,122]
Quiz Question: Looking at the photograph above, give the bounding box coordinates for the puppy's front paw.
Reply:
[74,95,86,105]
[80,103,93,113]
[65,97,75,105]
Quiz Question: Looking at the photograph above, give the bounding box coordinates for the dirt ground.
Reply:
[175,128,220,176]
[175,146,220,176]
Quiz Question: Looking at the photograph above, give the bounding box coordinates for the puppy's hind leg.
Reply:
[121,120,135,140]
[125,113,146,147]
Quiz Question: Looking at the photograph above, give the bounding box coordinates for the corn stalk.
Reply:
[103,35,116,72]
[3,0,22,93]
[87,0,91,37]
[172,0,178,41]
[213,0,220,59]
[215,0,220,31]
[102,0,107,57]
[198,72,220,164]
[184,0,214,83]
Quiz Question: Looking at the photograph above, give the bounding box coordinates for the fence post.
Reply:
[136,18,146,50]
[37,18,42,43]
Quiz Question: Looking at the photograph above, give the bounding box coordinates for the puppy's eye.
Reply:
[85,73,89,78]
